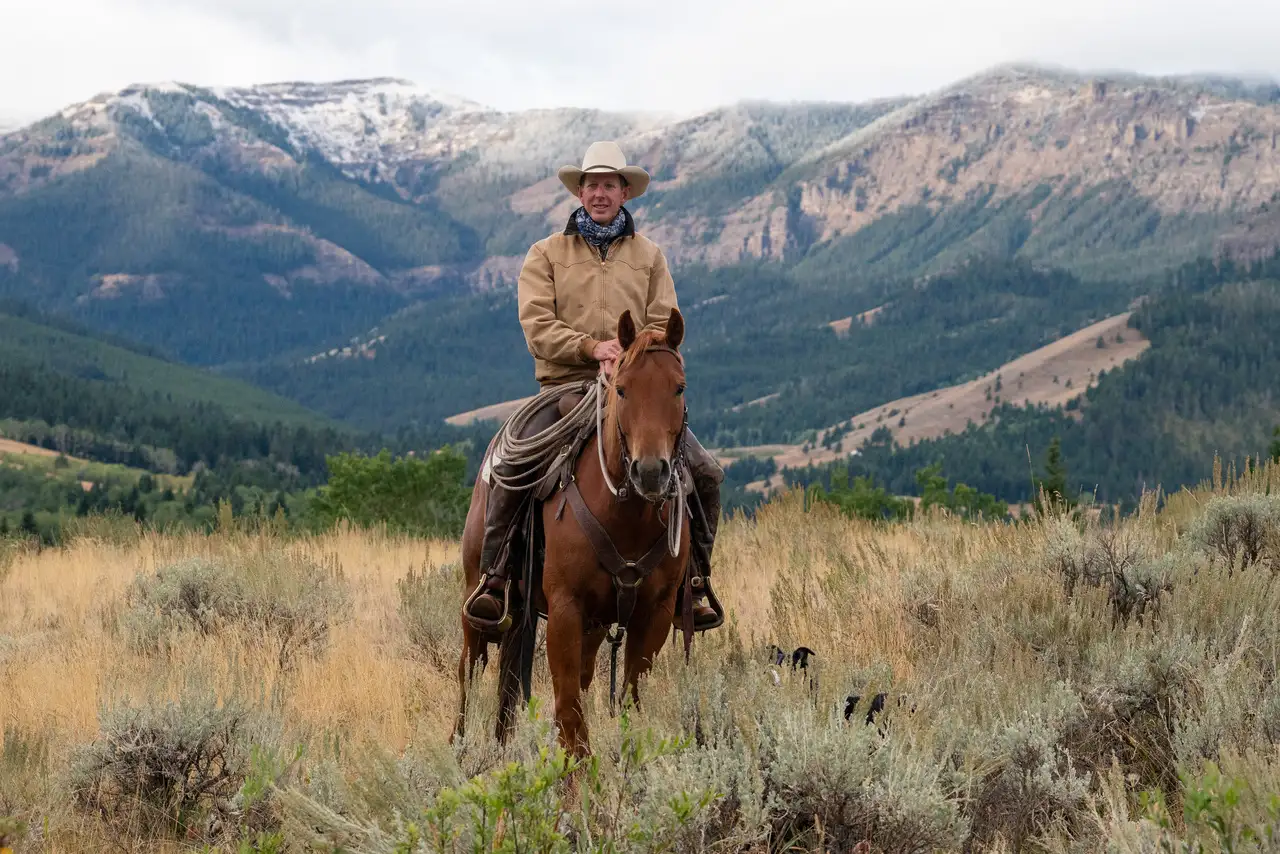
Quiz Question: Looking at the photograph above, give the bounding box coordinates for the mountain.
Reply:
[4,65,1280,452]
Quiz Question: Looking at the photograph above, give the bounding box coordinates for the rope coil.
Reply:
[484,380,599,493]
[486,372,687,562]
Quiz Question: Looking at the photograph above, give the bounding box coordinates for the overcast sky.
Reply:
[4,0,1280,125]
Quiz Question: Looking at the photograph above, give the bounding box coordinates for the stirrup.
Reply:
[691,576,725,631]
[463,578,514,634]
[676,575,725,632]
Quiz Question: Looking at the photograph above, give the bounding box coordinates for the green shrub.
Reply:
[0,816,27,852]
[306,447,471,538]
[277,703,715,854]
[1140,753,1280,853]
[123,552,348,667]
[809,463,913,521]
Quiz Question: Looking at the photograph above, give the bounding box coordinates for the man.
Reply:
[464,140,724,633]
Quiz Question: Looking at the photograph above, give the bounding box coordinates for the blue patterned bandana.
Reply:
[574,206,627,253]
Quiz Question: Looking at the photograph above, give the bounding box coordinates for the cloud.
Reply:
[3,0,1280,124]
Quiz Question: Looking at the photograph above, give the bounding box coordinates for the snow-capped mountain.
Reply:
[4,65,1280,369]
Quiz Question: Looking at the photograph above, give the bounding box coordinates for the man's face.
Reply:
[578,173,630,224]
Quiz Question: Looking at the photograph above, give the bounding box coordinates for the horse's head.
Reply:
[607,307,687,502]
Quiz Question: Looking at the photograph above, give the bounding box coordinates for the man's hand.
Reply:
[592,339,622,378]
[592,339,622,362]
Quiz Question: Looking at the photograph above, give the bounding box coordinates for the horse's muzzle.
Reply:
[629,456,671,499]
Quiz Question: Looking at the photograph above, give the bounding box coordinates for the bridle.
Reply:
[595,345,689,509]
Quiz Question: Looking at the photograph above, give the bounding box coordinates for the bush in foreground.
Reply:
[123,551,349,668]
[69,692,285,843]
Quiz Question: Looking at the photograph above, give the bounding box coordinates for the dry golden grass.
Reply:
[4,459,1280,851]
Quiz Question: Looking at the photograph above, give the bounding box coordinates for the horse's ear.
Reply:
[617,310,637,351]
[665,307,684,350]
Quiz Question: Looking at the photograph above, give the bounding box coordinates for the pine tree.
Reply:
[20,510,38,537]
[1034,436,1072,515]
[1270,426,1280,463]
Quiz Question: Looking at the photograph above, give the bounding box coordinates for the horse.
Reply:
[454,307,693,758]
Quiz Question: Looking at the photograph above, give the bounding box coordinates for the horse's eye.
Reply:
[675,385,685,396]
[616,387,626,399]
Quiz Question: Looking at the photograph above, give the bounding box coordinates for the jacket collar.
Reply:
[563,206,636,238]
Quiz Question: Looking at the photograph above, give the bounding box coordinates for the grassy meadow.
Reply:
[4,458,1280,852]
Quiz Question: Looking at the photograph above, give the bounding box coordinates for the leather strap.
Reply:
[681,562,694,661]
[563,479,670,629]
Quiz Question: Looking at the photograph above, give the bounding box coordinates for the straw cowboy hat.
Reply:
[557,141,650,199]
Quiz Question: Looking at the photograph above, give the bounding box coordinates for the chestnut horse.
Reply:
[455,307,692,757]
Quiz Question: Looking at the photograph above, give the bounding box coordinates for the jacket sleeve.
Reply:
[517,242,598,364]
[642,246,678,335]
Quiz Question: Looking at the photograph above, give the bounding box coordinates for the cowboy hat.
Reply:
[557,140,650,199]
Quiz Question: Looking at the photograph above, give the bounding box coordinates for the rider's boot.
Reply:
[463,395,569,633]
[463,481,525,633]
[677,432,725,632]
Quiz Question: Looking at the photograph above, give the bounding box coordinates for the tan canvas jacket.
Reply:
[517,209,678,386]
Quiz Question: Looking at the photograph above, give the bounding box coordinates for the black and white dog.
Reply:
[766,644,818,687]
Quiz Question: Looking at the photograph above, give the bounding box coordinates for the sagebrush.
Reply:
[4,459,1280,851]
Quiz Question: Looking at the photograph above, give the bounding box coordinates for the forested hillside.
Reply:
[243,256,1143,445]
[0,303,494,538]
[0,305,334,426]
[777,259,1280,509]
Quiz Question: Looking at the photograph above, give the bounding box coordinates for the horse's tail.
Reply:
[495,629,523,742]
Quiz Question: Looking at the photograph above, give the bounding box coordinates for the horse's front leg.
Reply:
[546,595,591,757]
[622,590,678,709]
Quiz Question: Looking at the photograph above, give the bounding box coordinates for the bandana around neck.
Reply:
[574,206,627,251]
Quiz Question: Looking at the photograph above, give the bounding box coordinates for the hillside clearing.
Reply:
[828,304,885,337]
[445,394,535,427]
[0,437,83,461]
[0,438,193,493]
[734,312,1150,490]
